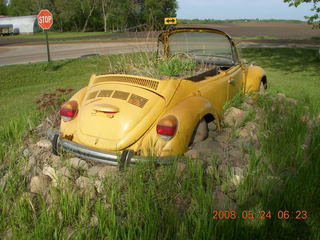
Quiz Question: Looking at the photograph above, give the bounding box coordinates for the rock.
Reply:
[23,156,37,175]
[286,97,298,105]
[50,155,62,169]
[208,122,217,131]
[241,102,252,110]
[21,192,38,202]
[29,175,51,194]
[205,165,215,176]
[218,164,229,178]
[90,215,99,226]
[238,128,250,138]
[76,176,91,189]
[2,228,13,240]
[228,148,242,159]
[255,109,264,122]
[192,138,224,158]
[68,158,89,170]
[36,139,52,150]
[175,162,186,178]
[94,180,104,194]
[42,165,58,187]
[184,149,200,159]
[23,148,31,157]
[97,166,118,179]
[57,167,71,179]
[274,93,286,101]
[230,167,244,186]
[213,190,239,211]
[214,132,230,143]
[87,165,103,177]
[238,121,257,139]
[76,176,96,198]
[223,107,247,128]
[244,97,255,105]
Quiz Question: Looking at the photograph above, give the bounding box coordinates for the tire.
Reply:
[189,118,208,145]
[259,81,266,94]
[52,134,59,155]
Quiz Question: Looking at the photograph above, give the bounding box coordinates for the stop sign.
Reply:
[37,9,53,30]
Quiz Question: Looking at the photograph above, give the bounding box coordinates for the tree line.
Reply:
[0,0,178,32]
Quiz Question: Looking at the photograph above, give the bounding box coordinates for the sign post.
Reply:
[37,9,53,63]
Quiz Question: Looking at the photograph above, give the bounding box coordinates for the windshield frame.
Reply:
[158,27,239,66]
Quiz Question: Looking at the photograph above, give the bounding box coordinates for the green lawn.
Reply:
[241,48,320,111]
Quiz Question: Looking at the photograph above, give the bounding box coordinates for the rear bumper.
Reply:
[47,128,177,166]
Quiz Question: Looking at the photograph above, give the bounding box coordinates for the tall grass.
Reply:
[0,49,319,239]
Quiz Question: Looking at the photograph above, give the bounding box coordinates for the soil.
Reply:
[0,22,319,46]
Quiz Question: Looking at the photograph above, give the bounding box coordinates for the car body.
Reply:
[48,27,267,166]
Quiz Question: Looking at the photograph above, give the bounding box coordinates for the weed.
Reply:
[35,88,74,114]
[156,56,196,77]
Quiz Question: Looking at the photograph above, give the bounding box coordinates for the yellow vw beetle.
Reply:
[48,27,267,166]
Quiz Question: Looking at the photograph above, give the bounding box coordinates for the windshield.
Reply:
[168,31,234,66]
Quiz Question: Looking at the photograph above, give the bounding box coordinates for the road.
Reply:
[0,41,157,66]
[1,39,319,66]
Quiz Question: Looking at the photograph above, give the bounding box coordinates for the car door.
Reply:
[226,43,244,100]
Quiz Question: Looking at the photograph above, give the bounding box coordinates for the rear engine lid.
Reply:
[76,83,165,150]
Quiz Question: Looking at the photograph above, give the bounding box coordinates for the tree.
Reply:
[0,2,7,15]
[284,0,320,27]
[143,0,177,29]
[78,0,98,32]
[101,0,112,32]
[7,0,34,16]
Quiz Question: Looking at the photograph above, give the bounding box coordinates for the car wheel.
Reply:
[259,81,266,94]
[190,118,208,145]
[52,133,59,155]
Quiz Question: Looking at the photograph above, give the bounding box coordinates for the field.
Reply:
[1,22,319,46]
[0,47,320,239]
[180,22,320,40]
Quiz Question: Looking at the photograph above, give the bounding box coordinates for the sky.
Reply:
[176,0,314,20]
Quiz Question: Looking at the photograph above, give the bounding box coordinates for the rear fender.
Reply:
[140,96,220,156]
[60,87,88,136]
[244,65,267,93]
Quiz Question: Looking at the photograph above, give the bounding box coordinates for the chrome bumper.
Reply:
[47,129,177,167]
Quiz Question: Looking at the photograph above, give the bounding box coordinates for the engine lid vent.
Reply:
[98,90,113,98]
[86,91,99,100]
[94,76,159,90]
[128,94,148,108]
[112,91,130,100]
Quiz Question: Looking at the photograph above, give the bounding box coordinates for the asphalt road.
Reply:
[0,41,157,66]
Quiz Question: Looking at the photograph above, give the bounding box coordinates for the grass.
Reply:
[0,48,320,239]
[240,48,320,111]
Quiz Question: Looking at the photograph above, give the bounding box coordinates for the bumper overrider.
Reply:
[47,128,177,168]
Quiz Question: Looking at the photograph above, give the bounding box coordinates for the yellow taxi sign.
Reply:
[164,17,177,25]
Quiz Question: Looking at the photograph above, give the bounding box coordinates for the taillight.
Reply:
[60,100,78,122]
[156,115,178,140]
